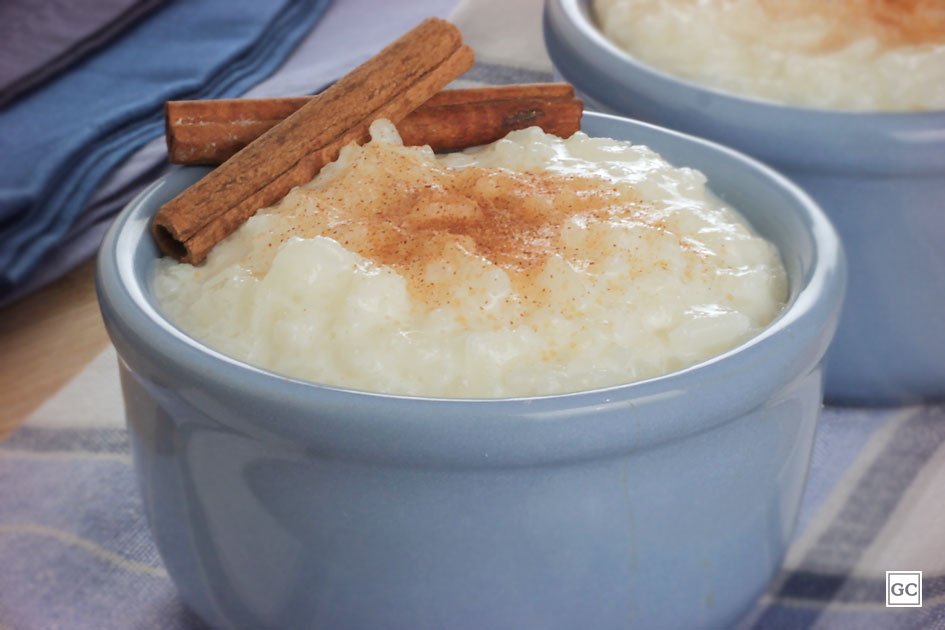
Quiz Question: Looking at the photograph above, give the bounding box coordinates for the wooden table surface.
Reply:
[0,257,110,441]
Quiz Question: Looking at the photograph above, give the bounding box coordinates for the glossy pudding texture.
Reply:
[593,0,945,111]
[154,120,786,398]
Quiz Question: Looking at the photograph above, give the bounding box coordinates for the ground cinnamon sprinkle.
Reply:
[260,141,665,306]
[759,0,945,48]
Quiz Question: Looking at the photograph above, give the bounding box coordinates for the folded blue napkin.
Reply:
[0,0,167,108]
[0,0,331,293]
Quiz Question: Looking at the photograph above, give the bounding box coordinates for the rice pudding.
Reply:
[593,0,945,111]
[154,120,786,397]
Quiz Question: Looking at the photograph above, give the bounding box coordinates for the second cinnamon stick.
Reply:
[166,84,584,165]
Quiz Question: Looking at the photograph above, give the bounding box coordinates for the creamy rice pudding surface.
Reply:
[154,120,786,397]
[593,0,945,111]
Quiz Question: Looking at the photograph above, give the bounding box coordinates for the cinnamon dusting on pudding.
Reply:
[760,0,945,49]
[265,140,675,307]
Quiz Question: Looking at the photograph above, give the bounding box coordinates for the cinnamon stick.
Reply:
[166,84,583,164]
[152,18,474,264]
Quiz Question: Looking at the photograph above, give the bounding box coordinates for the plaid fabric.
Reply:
[740,406,945,629]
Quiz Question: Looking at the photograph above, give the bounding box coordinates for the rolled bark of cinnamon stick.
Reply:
[165,84,583,164]
[152,17,474,264]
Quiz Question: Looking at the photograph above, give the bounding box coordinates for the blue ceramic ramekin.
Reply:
[544,0,945,405]
[97,112,844,629]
